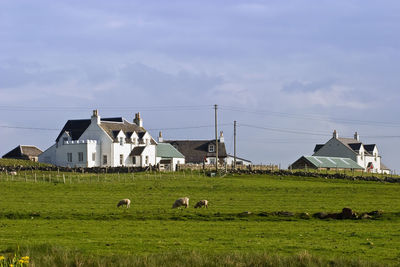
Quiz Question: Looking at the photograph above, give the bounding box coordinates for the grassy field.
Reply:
[0,158,51,167]
[0,171,400,266]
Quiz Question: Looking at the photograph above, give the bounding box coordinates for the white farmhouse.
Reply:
[313,130,390,174]
[39,110,157,168]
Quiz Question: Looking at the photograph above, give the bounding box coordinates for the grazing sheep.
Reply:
[117,199,131,208]
[9,171,17,176]
[194,200,208,208]
[172,197,189,208]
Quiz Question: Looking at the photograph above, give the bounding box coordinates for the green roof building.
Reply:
[156,143,185,171]
[289,156,364,170]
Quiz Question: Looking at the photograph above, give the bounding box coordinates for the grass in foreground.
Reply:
[0,172,400,265]
[0,245,387,267]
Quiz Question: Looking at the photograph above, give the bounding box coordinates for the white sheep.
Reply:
[9,171,17,176]
[117,199,131,208]
[194,200,208,208]
[172,197,189,208]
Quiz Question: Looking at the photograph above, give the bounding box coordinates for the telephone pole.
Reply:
[215,104,218,172]
[234,120,236,170]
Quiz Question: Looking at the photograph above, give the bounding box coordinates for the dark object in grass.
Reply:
[238,211,252,217]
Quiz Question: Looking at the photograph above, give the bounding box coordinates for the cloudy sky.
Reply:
[1,0,400,170]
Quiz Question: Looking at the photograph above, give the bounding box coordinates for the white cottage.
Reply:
[39,110,157,168]
[313,130,390,174]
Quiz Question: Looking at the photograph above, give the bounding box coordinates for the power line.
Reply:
[0,105,213,112]
[238,123,329,136]
[220,106,400,128]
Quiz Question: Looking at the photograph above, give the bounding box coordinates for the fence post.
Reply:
[34,173,37,183]
[63,174,66,184]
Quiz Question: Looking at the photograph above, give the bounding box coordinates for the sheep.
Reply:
[172,197,189,208]
[194,200,208,208]
[9,171,17,176]
[117,199,131,208]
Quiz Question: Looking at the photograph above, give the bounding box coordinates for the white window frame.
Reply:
[120,154,124,165]
[92,153,96,161]
[67,153,72,162]
[103,155,107,165]
[78,152,84,162]
[209,144,215,153]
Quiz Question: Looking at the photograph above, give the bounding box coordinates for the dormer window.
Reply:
[119,137,124,146]
[209,144,215,153]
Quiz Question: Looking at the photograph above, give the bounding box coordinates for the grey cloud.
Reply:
[281,80,335,93]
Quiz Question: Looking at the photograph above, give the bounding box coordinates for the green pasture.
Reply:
[0,171,400,265]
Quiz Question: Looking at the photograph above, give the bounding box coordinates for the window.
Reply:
[103,155,107,165]
[132,156,136,165]
[78,152,84,162]
[92,153,96,161]
[63,137,68,144]
[67,153,72,162]
[120,137,124,146]
[145,156,149,164]
[120,154,124,165]
[209,144,215,153]
[133,138,137,145]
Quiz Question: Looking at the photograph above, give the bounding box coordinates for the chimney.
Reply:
[158,131,163,143]
[219,131,224,143]
[354,131,360,141]
[133,112,143,127]
[91,109,100,124]
[333,130,338,139]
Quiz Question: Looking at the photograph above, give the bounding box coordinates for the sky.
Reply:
[1,0,400,171]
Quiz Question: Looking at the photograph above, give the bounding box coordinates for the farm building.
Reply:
[161,131,227,165]
[2,145,43,162]
[156,143,185,171]
[312,130,390,174]
[289,156,364,171]
[225,154,252,166]
[39,110,157,168]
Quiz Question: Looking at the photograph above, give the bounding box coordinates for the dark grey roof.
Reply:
[313,144,324,153]
[348,143,362,152]
[130,146,146,156]
[164,140,227,163]
[364,144,376,154]
[2,145,42,159]
[56,117,127,142]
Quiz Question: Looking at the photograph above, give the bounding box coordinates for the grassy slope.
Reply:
[0,172,400,264]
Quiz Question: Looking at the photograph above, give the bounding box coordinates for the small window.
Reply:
[78,152,84,162]
[103,155,107,165]
[120,137,124,146]
[67,153,72,162]
[132,156,136,164]
[209,144,215,153]
[92,153,96,161]
[120,154,124,165]
[145,156,149,164]
[63,137,68,144]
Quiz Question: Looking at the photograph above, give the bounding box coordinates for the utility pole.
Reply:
[215,104,218,173]
[234,120,236,170]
